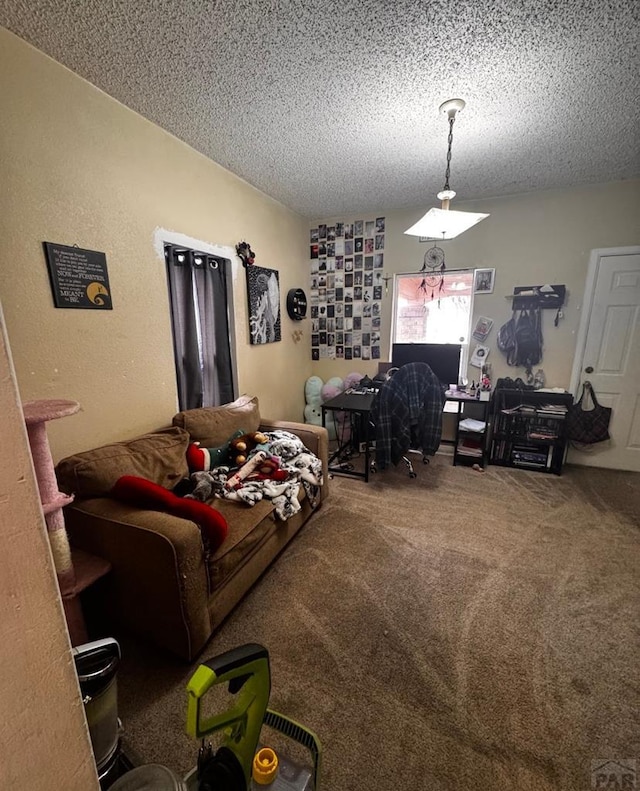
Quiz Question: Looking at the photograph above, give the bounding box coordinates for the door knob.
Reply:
[585,366,594,373]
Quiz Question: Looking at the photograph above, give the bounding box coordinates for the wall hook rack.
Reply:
[505,284,566,311]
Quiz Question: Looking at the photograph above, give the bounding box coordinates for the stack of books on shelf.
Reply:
[457,418,486,459]
[527,425,559,440]
[537,403,569,417]
[457,437,484,458]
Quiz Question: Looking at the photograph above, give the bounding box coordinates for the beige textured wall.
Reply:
[0,28,311,462]
[312,180,640,388]
[0,311,98,789]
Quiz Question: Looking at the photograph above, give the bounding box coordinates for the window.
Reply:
[164,244,235,411]
[391,269,474,376]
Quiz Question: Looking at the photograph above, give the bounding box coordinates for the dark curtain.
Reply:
[165,245,234,411]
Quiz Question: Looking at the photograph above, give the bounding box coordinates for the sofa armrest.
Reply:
[259,419,329,500]
[65,498,211,661]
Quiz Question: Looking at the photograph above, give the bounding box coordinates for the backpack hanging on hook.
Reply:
[513,306,543,370]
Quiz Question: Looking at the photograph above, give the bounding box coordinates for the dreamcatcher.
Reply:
[418,243,446,303]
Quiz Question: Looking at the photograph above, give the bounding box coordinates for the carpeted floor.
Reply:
[116,455,640,790]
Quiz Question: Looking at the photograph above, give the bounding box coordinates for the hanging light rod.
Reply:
[404,98,489,241]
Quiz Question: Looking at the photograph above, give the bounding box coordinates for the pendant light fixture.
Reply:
[404,98,489,240]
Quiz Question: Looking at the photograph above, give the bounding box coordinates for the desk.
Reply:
[322,388,492,480]
[321,389,377,482]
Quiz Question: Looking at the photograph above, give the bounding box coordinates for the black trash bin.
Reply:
[73,638,122,787]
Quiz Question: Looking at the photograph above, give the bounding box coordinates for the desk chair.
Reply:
[370,362,446,477]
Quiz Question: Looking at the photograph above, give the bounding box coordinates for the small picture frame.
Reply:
[473,268,495,294]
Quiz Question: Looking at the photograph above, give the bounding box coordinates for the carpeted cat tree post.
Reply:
[22,398,88,645]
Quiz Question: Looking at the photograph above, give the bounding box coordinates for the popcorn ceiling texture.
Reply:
[1,0,639,217]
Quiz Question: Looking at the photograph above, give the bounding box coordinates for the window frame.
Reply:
[389,268,475,381]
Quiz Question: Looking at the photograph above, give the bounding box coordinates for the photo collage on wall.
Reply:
[309,217,385,361]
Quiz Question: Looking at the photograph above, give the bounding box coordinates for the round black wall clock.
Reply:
[286,288,307,320]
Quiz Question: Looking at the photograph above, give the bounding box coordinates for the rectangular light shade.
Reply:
[404,207,489,240]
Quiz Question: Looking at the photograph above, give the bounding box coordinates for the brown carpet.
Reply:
[116,456,640,790]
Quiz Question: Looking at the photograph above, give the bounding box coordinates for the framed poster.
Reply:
[43,242,112,309]
[473,268,495,294]
[246,265,281,344]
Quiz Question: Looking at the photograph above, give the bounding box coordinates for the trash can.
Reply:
[109,764,187,790]
[73,638,122,786]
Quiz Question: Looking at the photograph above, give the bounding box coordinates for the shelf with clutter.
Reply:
[505,284,566,325]
[488,387,574,475]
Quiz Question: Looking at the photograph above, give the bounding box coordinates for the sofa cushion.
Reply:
[172,395,260,447]
[204,484,308,591]
[56,426,190,499]
[206,497,277,591]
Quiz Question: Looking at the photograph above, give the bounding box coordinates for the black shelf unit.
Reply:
[489,388,574,475]
[448,395,491,468]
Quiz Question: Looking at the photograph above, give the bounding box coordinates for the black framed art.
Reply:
[246,265,281,344]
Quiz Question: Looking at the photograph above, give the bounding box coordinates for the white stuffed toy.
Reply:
[304,376,324,427]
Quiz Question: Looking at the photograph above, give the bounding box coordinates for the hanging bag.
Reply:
[497,312,517,366]
[513,307,543,368]
[566,382,612,445]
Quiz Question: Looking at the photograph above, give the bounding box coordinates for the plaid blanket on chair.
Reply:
[371,362,445,469]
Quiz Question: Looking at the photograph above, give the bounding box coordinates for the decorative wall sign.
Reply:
[308,217,385,361]
[43,242,112,309]
[472,316,494,341]
[246,265,281,344]
[286,288,308,320]
[470,344,490,368]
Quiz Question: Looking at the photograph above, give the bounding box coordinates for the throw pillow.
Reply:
[111,475,228,551]
[172,394,260,447]
[56,426,190,499]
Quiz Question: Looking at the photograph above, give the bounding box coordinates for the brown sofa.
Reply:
[55,396,328,661]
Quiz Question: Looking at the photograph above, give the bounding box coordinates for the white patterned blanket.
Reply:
[185,430,323,520]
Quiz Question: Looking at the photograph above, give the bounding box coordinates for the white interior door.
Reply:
[569,247,640,471]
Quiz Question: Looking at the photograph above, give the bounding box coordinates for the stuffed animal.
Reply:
[304,376,324,427]
[186,429,245,472]
[344,371,365,391]
[224,450,288,489]
[228,431,269,466]
[321,376,344,403]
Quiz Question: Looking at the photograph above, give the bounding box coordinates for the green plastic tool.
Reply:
[185,643,322,790]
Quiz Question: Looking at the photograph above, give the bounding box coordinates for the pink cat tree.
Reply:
[22,399,110,645]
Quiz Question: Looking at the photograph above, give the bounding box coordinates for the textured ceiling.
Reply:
[1,0,639,217]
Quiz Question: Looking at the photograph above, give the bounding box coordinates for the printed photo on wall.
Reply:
[308,215,385,360]
[246,265,281,344]
[473,268,495,294]
[472,316,494,341]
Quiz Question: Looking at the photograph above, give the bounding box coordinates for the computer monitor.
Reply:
[391,343,462,386]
